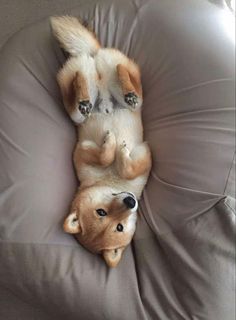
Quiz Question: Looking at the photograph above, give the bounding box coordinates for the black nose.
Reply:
[123,196,136,209]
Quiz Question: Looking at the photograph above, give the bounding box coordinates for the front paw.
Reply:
[103,130,116,147]
[124,92,139,109]
[78,100,93,116]
[121,140,127,148]
[120,140,130,155]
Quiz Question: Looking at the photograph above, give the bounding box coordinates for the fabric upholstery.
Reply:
[0,1,235,319]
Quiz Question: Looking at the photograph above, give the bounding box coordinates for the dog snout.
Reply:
[123,196,136,209]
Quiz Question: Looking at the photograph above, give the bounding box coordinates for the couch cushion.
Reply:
[0,0,235,319]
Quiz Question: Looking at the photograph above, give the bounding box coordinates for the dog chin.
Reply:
[70,109,86,124]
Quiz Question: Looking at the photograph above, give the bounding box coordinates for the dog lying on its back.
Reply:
[51,16,152,267]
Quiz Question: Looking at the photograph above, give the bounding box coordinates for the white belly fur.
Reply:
[78,109,143,148]
[76,109,148,198]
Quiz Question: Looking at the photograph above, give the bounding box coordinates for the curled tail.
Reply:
[50,16,100,56]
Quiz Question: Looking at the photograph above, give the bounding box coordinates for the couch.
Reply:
[0,0,235,319]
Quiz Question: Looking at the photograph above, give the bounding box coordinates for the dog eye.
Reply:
[116,224,124,232]
[96,209,107,217]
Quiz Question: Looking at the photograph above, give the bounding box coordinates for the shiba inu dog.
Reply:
[51,16,152,267]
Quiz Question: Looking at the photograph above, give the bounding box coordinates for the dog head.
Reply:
[63,186,138,267]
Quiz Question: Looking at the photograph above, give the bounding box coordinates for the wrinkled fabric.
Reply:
[0,0,235,319]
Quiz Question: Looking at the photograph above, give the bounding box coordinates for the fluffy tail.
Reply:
[50,16,100,56]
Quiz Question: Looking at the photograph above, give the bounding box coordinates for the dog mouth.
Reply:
[112,192,138,212]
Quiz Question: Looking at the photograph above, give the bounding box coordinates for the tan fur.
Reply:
[67,189,137,252]
[117,63,142,97]
[57,70,90,115]
[57,72,76,115]
[74,130,116,168]
[117,142,152,180]
[74,71,90,101]
[51,16,152,267]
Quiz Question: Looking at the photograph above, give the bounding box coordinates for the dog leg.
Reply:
[74,131,116,168]
[116,141,151,180]
[73,71,93,116]
[116,64,143,110]
[57,55,98,123]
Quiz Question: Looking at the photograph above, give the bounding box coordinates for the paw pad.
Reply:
[78,100,93,116]
[122,140,127,148]
[124,92,138,109]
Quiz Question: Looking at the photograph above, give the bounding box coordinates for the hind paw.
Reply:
[124,92,139,109]
[78,100,92,116]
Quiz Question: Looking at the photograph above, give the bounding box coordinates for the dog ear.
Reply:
[63,211,81,234]
[102,247,125,268]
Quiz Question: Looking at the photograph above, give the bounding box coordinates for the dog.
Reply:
[51,16,152,267]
